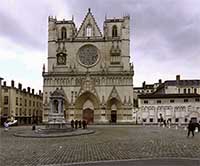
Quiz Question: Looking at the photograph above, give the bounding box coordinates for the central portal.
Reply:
[111,110,117,123]
[83,108,94,124]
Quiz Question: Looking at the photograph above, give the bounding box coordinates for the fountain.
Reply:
[14,88,95,138]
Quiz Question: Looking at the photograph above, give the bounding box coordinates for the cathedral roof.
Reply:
[165,80,200,86]
[76,8,102,38]
[138,93,200,99]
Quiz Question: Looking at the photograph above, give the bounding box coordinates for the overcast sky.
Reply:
[0,0,200,92]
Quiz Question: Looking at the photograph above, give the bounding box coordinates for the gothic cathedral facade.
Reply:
[43,9,134,124]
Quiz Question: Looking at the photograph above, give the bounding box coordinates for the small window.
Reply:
[112,25,118,37]
[188,89,190,94]
[184,88,186,94]
[170,99,174,103]
[150,118,153,122]
[194,88,197,94]
[61,27,67,39]
[25,99,27,106]
[175,118,179,122]
[144,100,148,104]
[86,25,92,37]
[184,99,188,102]
[16,97,18,105]
[178,88,180,94]
[20,98,22,106]
[4,96,8,104]
[157,100,161,104]
[143,119,146,122]
[4,88,8,93]
[185,118,188,122]
[195,98,200,102]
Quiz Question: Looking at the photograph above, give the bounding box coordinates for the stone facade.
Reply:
[0,80,43,125]
[43,9,134,124]
[134,75,200,124]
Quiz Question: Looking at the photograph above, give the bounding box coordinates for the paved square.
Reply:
[0,125,199,166]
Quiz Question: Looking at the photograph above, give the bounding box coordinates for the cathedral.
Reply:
[43,9,134,124]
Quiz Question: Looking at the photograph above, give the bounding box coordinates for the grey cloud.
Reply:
[0,0,199,86]
[0,10,46,50]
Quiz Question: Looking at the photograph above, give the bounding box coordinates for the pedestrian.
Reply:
[85,120,88,129]
[187,120,195,137]
[75,120,78,129]
[32,120,36,130]
[82,120,86,129]
[78,120,82,128]
[163,120,167,127]
[71,119,74,129]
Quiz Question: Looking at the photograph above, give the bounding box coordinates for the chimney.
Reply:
[18,83,22,90]
[11,80,15,87]
[32,89,34,94]
[142,81,146,88]
[3,81,6,86]
[176,75,180,82]
[158,79,162,84]
[39,90,41,95]
[27,87,30,93]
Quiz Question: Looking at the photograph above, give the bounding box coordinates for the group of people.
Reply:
[71,119,88,129]
[159,118,171,127]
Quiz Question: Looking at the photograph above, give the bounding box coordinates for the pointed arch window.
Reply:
[112,25,118,37]
[61,27,67,39]
[86,25,92,37]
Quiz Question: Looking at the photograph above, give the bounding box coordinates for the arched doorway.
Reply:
[111,104,117,123]
[75,92,100,124]
[82,99,94,124]
[111,111,117,123]
[107,98,122,123]
[83,108,94,124]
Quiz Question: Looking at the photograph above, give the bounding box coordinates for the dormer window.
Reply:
[112,25,118,37]
[86,25,92,37]
[61,27,67,39]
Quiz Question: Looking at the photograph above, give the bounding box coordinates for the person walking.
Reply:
[82,120,86,129]
[71,119,74,129]
[187,120,195,137]
[75,120,78,129]
[78,120,82,128]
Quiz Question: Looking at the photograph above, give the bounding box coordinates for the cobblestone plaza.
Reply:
[0,126,200,165]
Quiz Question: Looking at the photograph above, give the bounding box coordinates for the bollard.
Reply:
[175,125,178,130]
[184,126,187,130]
